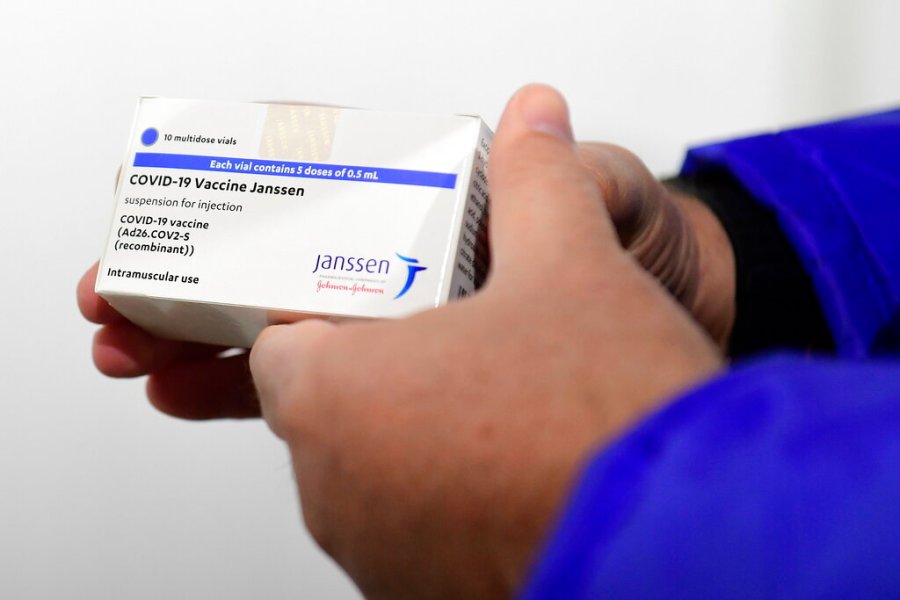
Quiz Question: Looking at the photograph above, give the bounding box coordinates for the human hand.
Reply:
[77,262,260,419]
[576,143,736,348]
[250,85,722,599]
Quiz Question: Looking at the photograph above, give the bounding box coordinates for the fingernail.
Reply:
[518,84,574,143]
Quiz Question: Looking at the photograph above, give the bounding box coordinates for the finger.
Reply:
[576,142,662,244]
[147,352,261,420]
[250,320,336,437]
[93,319,224,378]
[488,85,618,278]
[78,262,121,324]
[577,143,701,306]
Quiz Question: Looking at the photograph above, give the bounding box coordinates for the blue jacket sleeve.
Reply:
[519,110,900,599]
[681,109,900,357]
[519,356,900,599]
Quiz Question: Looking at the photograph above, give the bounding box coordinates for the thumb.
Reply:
[250,319,336,438]
[487,85,619,280]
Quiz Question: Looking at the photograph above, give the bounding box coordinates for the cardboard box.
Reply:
[96,98,492,347]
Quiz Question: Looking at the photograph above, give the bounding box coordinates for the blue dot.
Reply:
[141,127,159,146]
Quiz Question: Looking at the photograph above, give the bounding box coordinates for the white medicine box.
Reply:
[97,98,492,347]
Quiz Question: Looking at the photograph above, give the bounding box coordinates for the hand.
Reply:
[77,262,260,419]
[577,143,736,348]
[250,85,722,599]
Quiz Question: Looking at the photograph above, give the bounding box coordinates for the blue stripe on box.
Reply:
[133,152,458,189]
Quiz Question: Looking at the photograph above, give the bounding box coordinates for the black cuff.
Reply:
[665,170,834,358]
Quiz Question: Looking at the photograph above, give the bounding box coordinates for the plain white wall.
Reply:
[1,1,897,598]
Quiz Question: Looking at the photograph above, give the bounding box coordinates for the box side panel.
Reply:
[447,121,492,300]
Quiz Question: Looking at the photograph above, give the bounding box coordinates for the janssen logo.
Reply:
[312,252,427,299]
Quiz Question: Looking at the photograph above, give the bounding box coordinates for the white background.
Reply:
[1,1,898,598]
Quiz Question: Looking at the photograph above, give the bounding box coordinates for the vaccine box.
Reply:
[96,98,492,348]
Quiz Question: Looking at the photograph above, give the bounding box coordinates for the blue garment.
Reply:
[683,110,900,357]
[521,110,900,599]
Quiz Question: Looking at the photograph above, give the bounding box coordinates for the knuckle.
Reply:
[301,505,337,557]
[249,325,279,367]
[252,321,342,439]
